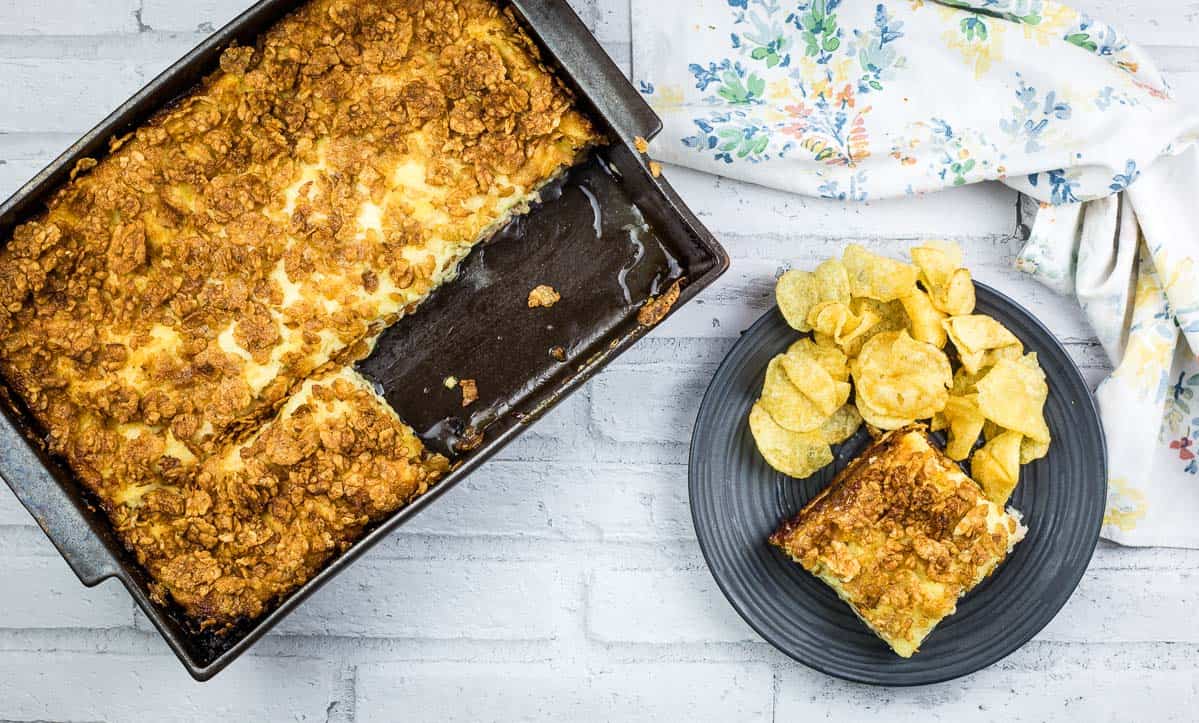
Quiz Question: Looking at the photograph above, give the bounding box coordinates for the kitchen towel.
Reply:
[631,0,1199,546]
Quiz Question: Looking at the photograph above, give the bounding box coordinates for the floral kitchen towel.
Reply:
[631,0,1199,546]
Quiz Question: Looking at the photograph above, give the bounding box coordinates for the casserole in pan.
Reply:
[0,0,727,679]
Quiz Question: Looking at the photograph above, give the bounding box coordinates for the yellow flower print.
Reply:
[942,20,1006,80]
[811,75,831,103]
[654,85,686,111]
[830,56,855,88]
[1024,4,1080,45]
[762,107,789,123]
[1113,333,1174,394]
[1153,248,1199,314]
[795,55,820,86]
[1131,255,1168,316]
[1104,477,1148,532]
[1115,257,1175,395]
[766,78,796,103]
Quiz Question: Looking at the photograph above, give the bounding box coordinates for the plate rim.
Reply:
[687,281,1108,686]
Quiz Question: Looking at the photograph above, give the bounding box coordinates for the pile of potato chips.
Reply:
[749,241,1050,505]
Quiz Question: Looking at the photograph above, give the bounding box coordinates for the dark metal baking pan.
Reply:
[0,0,728,680]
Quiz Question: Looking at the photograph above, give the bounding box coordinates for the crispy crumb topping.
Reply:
[636,278,683,327]
[770,426,1022,657]
[0,0,599,627]
[527,284,560,308]
[459,378,479,407]
[118,367,449,624]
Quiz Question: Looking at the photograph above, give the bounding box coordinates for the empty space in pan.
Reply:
[358,151,687,456]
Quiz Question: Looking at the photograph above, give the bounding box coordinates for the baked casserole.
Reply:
[770,426,1025,657]
[0,0,598,626]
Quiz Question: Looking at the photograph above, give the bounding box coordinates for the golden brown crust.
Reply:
[770,425,1022,656]
[526,284,560,308]
[0,0,599,627]
[636,278,683,327]
[119,368,449,625]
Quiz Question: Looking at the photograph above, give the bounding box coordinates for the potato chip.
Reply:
[809,301,880,352]
[971,430,1022,505]
[813,331,837,349]
[814,259,852,305]
[930,268,976,316]
[759,242,1049,497]
[945,315,1021,374]
[975,356,1050,443]
[749,403,834,479]
[778,352,852,417]
[951,366,986,396]
[852,297,909,334]
[787,338,850,382]
[1020,435,1050,464]
[776,270,820,332]
[958,345,1024,377]
[944,315,1021,356]
[822,297,907,357]
[759,356,826,433]
[843,244,919,301]
[942,394,985,461]
[956,351,983,376]
[820,404,863,445]
[855,394,916,431]
[852,331,952,421]
[911,240,963,290]
[899,289,947,348]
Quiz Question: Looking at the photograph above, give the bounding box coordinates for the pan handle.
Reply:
[0,415,121,586]
[510,0,663,144]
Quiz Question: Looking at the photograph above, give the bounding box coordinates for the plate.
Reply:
[689,282,1106,686]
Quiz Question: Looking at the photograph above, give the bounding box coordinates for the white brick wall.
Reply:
[0,0,140,35]
[0,653,342,721]
[0,556,134,629]
[355,662,775,723]
[0,1,1196,721]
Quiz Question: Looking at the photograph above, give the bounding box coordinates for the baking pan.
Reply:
[0,0,728,680]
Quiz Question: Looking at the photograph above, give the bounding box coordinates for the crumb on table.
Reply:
[649,160,662,178]
[634,136,649,154]
[549,345,566,361]
[528,284,561,308]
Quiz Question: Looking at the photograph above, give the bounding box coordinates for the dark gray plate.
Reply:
[689,283,1106,686]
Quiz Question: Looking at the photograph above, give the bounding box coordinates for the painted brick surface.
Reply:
[355,662,775,723]
[272,558,567,640]
[587,568,757,643]
[0,556,133,628]
[0,0,140,34]
[0,653,341,722]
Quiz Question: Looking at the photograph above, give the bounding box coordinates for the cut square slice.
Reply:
[769,425,1025,657]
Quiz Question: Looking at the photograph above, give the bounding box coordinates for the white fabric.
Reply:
[631,0,1199,545]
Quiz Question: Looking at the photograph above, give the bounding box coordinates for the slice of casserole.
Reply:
[115,366,450,625]
[769,425,1025,657]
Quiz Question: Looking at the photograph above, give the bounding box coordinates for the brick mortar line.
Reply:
[4,526,1193,574]
[0,628,1196,677]
[3,628,1194,674]
[327,665,356,723]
